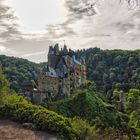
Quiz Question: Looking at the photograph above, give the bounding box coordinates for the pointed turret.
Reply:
[63,44,68,55]
[69,48,74,56]
[48,45,54,55]
[48,44,59,68]
[54,43,59,55]
[56,57,68,78]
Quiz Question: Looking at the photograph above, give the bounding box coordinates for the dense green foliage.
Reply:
[51,87,129,129]
[0,55,46,92]
[126,89,140,114]
[126,89,140,137]
[77,48,140,97]
[0,69,14,104]
[0,94,94,140]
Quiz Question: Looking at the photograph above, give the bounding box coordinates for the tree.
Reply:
[0,55,45,92]
[128,109,140,136]
[126,89,140,114]
[0,69,10,103]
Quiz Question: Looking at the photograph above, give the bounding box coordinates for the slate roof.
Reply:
[56,58,68,78]
[48,46,54,55]
[63,45,68,54]
[43,44,84,79]
[44,66,58,78]
[71,55,81,65]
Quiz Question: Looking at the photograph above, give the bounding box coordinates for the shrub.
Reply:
[0,94,94,140]
[52,88,128,128]
[71,116,96,140]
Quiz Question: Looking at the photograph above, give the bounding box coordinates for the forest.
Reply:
[0,48,140,139]
[77,48,140,96]
[0,55,46,92]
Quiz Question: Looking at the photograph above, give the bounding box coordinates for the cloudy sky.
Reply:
[0,0,140,62]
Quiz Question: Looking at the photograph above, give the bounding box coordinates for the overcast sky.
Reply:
[0,0,140,62]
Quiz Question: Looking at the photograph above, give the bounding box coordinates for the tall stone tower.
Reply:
[48,44,60,69]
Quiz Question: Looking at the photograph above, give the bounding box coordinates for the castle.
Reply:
[38,44,86,98]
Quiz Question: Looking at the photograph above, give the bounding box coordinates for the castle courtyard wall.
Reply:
[38,76,59,97]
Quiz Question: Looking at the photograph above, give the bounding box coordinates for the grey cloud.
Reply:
[84,33,111,38]
[3,38,52,62]
[0,0,22,42]
[112,9,140,41]
[94,34,111,37]
[0,0,60,62]
[120,0,140,9]
[45,21,77,39]
[44,0,98,39]
[65,0,98,18]
[113,22,135,33]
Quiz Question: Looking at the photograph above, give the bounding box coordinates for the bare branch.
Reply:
[120,0,140,9]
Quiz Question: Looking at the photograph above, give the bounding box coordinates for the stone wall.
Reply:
[48,55,60,69]
[38,75,59,97]
[62,77,71,96]
[31,92,47,104]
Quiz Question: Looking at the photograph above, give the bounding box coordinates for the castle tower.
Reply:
[63,44,68,55]
[48,44,60,68]
[62,45,71,68]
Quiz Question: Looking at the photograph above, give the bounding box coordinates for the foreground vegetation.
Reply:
[0,95,95,140]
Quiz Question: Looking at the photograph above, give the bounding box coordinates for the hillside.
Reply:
[51,87,128,128]
[77,48,140,97]
[0,55,46,92]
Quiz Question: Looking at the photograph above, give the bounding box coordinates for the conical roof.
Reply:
[56,58,68,78]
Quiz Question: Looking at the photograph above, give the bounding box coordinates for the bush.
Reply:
[0,69,12,104]
[52,88,128,128]
[0,94,94,140]
[71,116,96,140]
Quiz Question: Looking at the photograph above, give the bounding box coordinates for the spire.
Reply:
[69,48,74,56]
[48,45,54,55]
[54,43,59,55]
[63,44,68,55]
[56,57,68,78]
